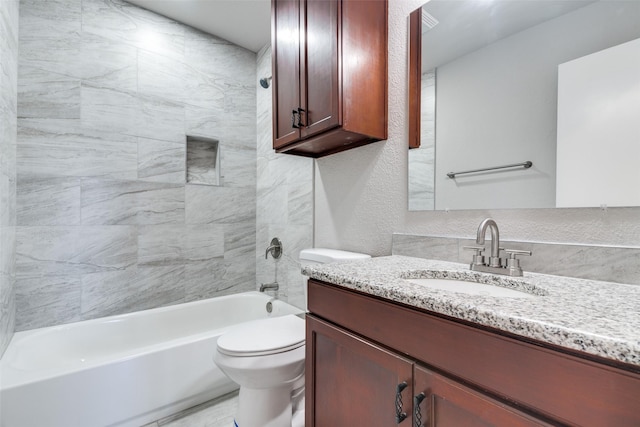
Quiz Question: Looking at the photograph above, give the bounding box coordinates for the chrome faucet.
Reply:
[260,282,279,292]
[464,218,531,277]
[262,238,282,292]
[476,218,502,268]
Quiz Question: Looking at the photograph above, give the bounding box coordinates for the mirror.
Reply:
[408,0,640,211]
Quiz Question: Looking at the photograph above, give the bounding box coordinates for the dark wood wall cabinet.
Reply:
[408,7,421,149]
[271,0,388,158]
[306,279,640,427]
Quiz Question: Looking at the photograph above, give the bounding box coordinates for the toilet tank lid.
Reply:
[299,248,371,264]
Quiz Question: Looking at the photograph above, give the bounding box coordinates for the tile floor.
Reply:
[142,391,239,427]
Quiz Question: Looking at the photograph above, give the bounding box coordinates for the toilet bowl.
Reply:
[214,315,306,427]
[214,248,371,427]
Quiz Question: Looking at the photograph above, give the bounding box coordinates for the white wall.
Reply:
[314,0,640,257]
[433,0,640,210]
[556,37,640,208]
[434,17,561,210]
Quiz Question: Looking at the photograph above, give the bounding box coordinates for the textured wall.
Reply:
[314,0,640,257]
[15,0,257,330]
[0,0,19,356]
[255,46,314,309]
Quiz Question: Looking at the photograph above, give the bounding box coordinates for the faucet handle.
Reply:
[463,246,485,266]
[504,249,532,258]
[265,237,283,260]
[504,249,532,276]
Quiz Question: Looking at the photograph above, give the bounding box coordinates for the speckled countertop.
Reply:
[302,255,640,367]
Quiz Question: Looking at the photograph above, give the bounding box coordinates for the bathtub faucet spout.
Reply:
[260,282,279,292]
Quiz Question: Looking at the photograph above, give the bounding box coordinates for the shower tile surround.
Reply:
[408,69,435,211]
[0,0,19,357]
[186,136,221,186]
[392,233,640,286]
[14,0,258,330]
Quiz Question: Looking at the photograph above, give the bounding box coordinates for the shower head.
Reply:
[259,76,272,89]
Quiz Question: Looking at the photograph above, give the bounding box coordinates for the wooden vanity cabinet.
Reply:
[306,279,640,426]
[307,315,548,427]
[271,0,388,157]
[413,366,552,427]
[307,315,414,426]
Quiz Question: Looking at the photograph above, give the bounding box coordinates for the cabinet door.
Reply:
[413,365,551,427]
[306,315,414,427]
[300,0,341,139]
[272,0,302,148]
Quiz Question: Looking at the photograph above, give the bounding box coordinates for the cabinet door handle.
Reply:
[297,107,306,127]
[414,392,426,427]
[395,381,408,423]
[291,109,300,129]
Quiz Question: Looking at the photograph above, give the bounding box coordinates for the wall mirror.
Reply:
[408,0,640,211]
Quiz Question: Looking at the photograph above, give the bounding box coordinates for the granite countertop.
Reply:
[302,255,640,367]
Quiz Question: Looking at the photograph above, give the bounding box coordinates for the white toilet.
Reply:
[213,248,371,427]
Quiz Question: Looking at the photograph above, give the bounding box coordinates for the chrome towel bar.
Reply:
[447,161,532,179]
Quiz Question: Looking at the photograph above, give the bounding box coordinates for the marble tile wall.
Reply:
[255,46,313,309]
[392,233,640,286]
[408,69,435,211]
[15,0,257,331]
[0,0,19,356]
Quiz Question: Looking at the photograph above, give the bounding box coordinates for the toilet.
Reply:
[214,248,371,427]
[298,248,372,310]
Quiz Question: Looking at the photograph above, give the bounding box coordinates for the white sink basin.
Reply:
[406,278,536,298]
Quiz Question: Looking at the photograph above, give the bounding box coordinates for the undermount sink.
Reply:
[405,278,537,298]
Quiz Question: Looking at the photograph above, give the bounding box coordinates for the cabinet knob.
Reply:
[395,381,408,423]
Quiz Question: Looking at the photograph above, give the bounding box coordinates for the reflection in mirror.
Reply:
[408,0,640,211]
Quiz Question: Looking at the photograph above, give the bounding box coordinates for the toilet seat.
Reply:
[217,315,305,357]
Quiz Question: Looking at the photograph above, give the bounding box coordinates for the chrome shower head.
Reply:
[259,76,272,89]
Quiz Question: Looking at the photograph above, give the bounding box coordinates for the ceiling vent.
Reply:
[422,10,439,32]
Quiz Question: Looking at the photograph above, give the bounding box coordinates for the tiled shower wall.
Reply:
[0,0,19,356]
[255,46,313,309]
[408,69,435,211]
[15,0,257,330]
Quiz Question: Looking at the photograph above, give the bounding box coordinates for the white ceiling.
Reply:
[126,0,271,53]
[421,0,595,70]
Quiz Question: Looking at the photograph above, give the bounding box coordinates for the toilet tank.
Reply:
[299,248,371,310]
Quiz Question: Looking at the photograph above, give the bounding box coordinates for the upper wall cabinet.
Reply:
[271,0,388,158]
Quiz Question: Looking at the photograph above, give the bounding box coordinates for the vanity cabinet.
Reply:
[306,279,640,426]
[413,366,550,426]
[307,315,413,425]
[307,315,547,427]
[271,0,387,157]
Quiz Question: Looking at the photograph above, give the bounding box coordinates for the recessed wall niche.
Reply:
[186,135,221,186]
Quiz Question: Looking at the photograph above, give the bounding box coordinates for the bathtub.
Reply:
[0,292,304,427]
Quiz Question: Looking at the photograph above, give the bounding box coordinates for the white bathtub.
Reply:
[0,292,303,427]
